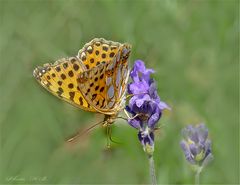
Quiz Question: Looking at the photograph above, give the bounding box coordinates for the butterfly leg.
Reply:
[125,92,148,100]
[106,125,111,148]
[123,109,140,120]
[105,124,122,148]
[101,120,111,148]
[123,109,133,119]
[116,110,139,121]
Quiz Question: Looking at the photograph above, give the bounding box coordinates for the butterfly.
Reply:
[33,38,131,142]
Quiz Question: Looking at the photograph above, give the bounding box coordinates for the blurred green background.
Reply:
[0,0,238,184]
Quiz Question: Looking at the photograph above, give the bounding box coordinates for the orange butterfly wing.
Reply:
[33,38,131,114]
[33,57,96,112]
[77,43,131,115]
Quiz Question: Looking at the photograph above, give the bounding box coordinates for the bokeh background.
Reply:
[0,0,238,184]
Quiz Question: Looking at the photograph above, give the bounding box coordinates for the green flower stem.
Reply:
[195,170,200,185]
[148,155,157,185]
[195,166,202,185]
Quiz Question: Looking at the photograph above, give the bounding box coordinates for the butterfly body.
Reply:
[33,38,131,130]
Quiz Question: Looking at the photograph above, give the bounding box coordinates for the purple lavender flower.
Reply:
[180,124,213,167]
[126,60,170,155]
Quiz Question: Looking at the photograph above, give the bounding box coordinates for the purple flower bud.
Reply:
[180,123,213,166]
[129,60,154,84]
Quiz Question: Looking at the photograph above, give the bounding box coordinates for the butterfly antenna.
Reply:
[122,109,140,120]
[123,109,131,119]
[67,120,104,143]
[106,125,111,148]
[116,116,128,121]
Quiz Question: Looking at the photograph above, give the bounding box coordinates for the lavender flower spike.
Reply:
[180,123,213,167]
[126,60,170,156]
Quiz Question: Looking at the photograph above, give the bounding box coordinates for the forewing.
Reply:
[33,57,96,112]
[77,38,122,70]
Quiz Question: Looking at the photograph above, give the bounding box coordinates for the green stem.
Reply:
[195,166,202,185]
[148,155,157,185]
[195,171,200,185]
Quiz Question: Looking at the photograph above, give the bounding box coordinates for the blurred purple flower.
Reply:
[180,123,213,167]
[126,60,170,155]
